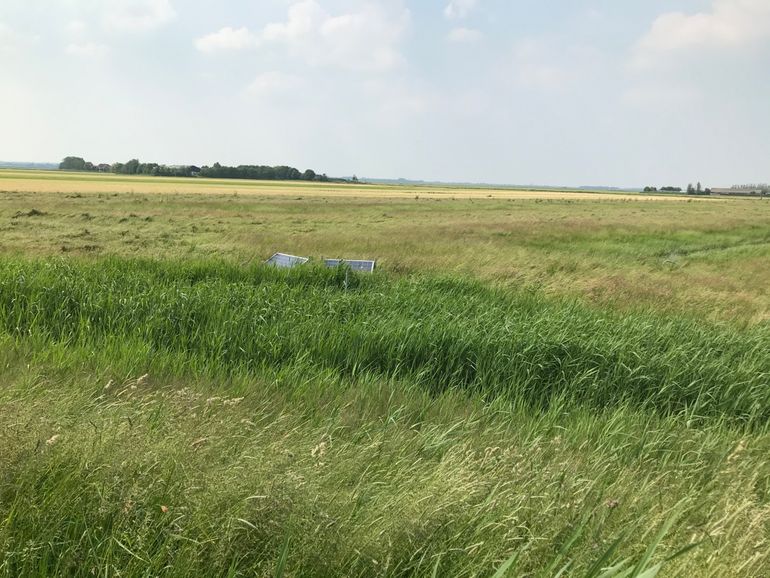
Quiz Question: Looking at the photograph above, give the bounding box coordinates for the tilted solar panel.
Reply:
[323,259,376,273]
[265,253,310,268]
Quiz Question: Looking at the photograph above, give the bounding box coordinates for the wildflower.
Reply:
[160,505,169,513]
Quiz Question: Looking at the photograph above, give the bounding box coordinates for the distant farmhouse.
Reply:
[710,187,768,197]
[168,165,201,176]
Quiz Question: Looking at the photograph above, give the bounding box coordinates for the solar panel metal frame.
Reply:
[265,252,310,269]
[323,258,376,273]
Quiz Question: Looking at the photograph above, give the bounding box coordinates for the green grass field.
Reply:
[2,170,770,323]
[1,171,769,577]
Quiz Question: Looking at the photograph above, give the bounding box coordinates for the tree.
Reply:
[696,182,702,193]
[59,156,87,171]
[124,159,140,175]
[302,169,316,181]
[687,183,695,194]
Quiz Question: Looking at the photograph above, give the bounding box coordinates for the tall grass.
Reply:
[0,257,767,426]
[1,345,768,577]
[0,257,769,576]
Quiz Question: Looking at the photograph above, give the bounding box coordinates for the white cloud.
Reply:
[444,0,478,20]
[447,27,481,43]
[66,41,109,59]
[104,0,176,31]
[262,0,324,43]
[634,0,770,67]
[260,0,410,71]
[245,71,304,98]
[195,27,256,53]
[319,8,409,70]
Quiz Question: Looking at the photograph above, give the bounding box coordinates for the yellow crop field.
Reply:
[0,169,712,200]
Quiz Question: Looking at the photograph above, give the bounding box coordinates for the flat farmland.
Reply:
[1,170,770,577]
[1,170,768,322]
[0,169,702,199]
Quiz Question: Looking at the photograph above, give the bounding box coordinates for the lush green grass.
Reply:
[1,257,769,576]
[1,258,768,424]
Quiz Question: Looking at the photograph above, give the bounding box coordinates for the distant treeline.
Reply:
[643,184,716,195]
[642,186,682,192]
[59,156,330,182]
[639,182,766,196]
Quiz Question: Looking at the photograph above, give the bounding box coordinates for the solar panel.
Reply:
[323,259,376,273]
[265,253,310,268]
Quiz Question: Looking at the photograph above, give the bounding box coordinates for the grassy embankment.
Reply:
[1,258,769,577]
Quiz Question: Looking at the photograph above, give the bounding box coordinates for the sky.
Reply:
[1,0,769,187]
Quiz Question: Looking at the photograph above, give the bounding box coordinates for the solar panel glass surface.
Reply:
[323,259,376,273]
[266,253,309,268]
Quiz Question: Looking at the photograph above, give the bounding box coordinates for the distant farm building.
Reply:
[710,188,767,197]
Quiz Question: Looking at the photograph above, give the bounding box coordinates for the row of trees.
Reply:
[643,183,712,195]
[643,182,770,196]
[643,186,682,192]
[113,160,199,177]
[199,163,327,181]
[731,183,769,192]
[59,157,329,182]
